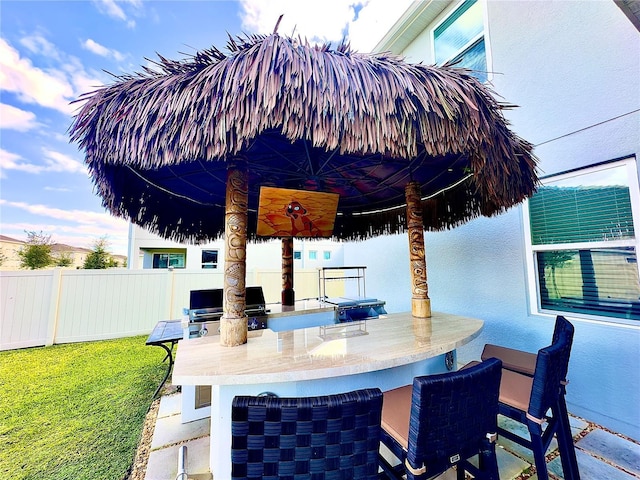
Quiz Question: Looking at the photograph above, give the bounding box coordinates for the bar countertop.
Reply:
[172,311,483,386]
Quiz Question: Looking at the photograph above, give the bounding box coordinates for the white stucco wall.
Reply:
[128,225,346,271]
[350,0,640,440]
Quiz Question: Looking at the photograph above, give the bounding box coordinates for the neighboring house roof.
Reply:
[0,235,24,244]
[50,243,92,254]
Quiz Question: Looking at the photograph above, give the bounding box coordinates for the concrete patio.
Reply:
[143,390,640,480]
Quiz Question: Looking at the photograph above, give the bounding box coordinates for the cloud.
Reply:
[0,37,105,116]
[93,0,141,28]
[0,103,39,131]
[0,148,42,176]
[0,38,76,114]
[42,149,87,174]
[237,0,413,52]
[0,147,86,177]
[0,199,125,228]
[0,200,130,254]
[239,0,357,44]
[82,38,126,62]
[347,0,413,52]
[19,34,62,60]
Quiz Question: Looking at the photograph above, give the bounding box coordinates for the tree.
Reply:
[18,231,53,269]
[54,252,74,267]
[0,249,6,267]
[83,236,113,269]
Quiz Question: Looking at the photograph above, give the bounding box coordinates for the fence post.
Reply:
[167,267,176,319]
[46,268,63,346]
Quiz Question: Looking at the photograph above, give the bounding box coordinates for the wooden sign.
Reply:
[257,187,339,238]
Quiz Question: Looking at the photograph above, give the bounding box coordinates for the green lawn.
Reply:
[0,336,165,480]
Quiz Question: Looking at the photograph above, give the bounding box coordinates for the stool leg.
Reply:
[528,420,550,480]
[479,439,500,480]
[555,397,581,480]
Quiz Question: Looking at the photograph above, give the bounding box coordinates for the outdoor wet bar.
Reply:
[172,311,483,478]
[70,20,538,480]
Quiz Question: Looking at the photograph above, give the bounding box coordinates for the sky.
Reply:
[0,0,412,256]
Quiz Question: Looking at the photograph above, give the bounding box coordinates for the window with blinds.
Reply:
[526,158,640,323]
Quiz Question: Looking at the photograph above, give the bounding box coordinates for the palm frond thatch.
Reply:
[70,31,538,243]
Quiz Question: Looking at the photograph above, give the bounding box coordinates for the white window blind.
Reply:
[526,158,640,323]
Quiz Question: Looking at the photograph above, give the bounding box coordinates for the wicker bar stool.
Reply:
[231,388,383,480]
[378,358,503,480]
[485,317,580,480]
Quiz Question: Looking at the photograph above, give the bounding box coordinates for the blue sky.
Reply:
[0,0,410,255]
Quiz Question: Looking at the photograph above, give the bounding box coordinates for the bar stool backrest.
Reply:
[528,320,574,421]
[406,358,502,478]
[551,315,574,381]
[231,388,383,480]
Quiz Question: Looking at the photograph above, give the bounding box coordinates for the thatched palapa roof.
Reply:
[70,31,538,243]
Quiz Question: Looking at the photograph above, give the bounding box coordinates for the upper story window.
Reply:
[294,251,302,260]
[323,251,331,260]
[434,0,487,82]
[309,250,318,260]
[152,252,185,269]
[524,157,640,324]
[201,250,218,269]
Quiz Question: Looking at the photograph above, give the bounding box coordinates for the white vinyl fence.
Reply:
[0,268,322,351]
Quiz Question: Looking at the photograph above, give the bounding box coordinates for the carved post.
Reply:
[405,181,431,318]
[281,237,295,306]
[220,158,248,346]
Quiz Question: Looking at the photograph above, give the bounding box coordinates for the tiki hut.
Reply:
[70,30,538,345]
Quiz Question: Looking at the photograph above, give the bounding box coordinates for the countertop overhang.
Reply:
[173,311,483,386]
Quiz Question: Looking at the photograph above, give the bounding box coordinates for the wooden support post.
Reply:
[405,181,431,318]
[221,159,248,346]
[281,237,295,306]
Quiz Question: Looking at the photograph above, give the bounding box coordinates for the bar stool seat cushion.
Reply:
[381,385,412,449]
[482,344,537,376]
[499,368,534,414]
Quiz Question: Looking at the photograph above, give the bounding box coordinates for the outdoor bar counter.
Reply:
[172,308,483,478]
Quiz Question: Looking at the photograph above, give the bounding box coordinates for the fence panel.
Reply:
[170,271,224,318]
[55,270,171,343]
[0,268,327,350]
[0,271,54,350]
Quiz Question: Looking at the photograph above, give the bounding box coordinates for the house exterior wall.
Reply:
[128,224,346,272]
[346,0,640,440]
[0,236,24,270]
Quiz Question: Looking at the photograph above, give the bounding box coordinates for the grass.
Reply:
[0,336,166,480]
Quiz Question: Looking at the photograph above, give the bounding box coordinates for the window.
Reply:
[309,251,317,260]
[524,158,640,323]
[201,250,218,269]
[152,252,185,269]
[294,251,302,260]
[323,251,331,260]
[434,0,487,82]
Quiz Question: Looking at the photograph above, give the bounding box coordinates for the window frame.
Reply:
[152,252,186,269]
[523,157,640,326]
[201,249,219,269]
[431,0,491,83]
